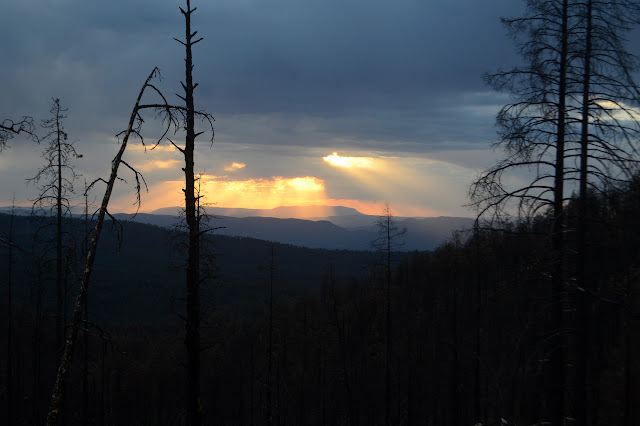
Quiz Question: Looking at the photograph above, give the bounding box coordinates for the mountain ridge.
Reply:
[0,204,474,251]
[150,205,366,219]
[113,210,474,251]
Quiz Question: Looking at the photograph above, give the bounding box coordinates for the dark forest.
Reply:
[2,180,640,425]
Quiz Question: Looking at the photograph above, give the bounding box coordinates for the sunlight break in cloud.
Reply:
[224,162,246,172]
[595,100,640,122]
[136,159,182,172]
[205,176,326,209]
[136,176,328,213]
[323,152,374,168]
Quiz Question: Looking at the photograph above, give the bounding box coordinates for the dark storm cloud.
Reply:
[1,0,523,152]
[199,0,523,115]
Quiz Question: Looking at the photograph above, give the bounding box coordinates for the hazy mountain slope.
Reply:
[151,205,363,219]
[399,217,475,249]
[1,205,474,251]
[116,207,475,251]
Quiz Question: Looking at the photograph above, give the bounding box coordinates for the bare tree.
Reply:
[0,116,38,151]
[45,67,185,425]
[469,1,573,423]
[168,2,215,423]
[470,0,640,424]
[44,30,214,423]
[370,202,406,426]
[572,1,640,423]
[27,98,82,358]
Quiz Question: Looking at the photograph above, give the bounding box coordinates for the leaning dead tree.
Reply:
[44,68,161,426]
[44,66,213,425]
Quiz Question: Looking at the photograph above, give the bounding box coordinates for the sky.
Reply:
[0,0,529,218]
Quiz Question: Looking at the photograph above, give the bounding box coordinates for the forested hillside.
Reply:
[2,179,640,424]
[0,214,377,323]
[111,211,474,251]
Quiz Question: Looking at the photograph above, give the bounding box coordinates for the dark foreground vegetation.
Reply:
[1,177,639,425]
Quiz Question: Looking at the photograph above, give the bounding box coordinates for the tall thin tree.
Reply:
[27,98,82,358]
[170,1,209,423]
[573,1,640,423]
[371,202,406,426]
[469,1,574,423]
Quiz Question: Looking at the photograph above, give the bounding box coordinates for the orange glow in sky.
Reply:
[108,150,445,217]
[134,176,328,212]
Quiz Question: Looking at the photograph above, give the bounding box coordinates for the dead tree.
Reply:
[469,1,573,423]
[370,202,406,426]
[44,67,185,425]
[0,116,38,151]
[471,1,640,423]
[27,98,82,358]
[44,4,213,423]
[168,2,214,423]
[572,1,640,424]
[44,56,213,426]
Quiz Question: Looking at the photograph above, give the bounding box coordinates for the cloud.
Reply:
[224,162,246,172]
[135,159,182,172]
[134,175,327,212]
[323,152,374,168]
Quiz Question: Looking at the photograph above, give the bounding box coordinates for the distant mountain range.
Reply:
[116,205,474,251]
[1,204,474,251]
[151,205,365,220]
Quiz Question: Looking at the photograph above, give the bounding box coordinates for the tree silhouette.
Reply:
[45,67,191,425]
[469,1,573,423]
[470,0,640,423]
[572,1,640,422]
[27,98,82,359]
[44,3,214,416]
[168,2,215,423]
[0,116,38,151]
[370,202,406,426]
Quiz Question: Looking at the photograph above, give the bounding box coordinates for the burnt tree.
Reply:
[27,98,82,359]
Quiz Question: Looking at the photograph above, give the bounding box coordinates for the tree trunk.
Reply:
[180,2,202,424]
[56,108,64,360]
[386,214,392,426]
[45,68,160,426]
[551,1,569,424]
[6,205,14,426]
[329,265,355,426]
[266,244,274,426]
[576,1,593,424]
